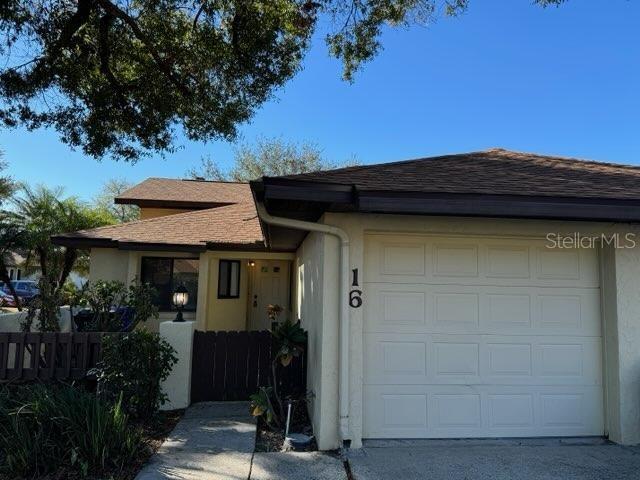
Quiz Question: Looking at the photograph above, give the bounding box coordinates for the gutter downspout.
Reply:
[255,202,351,443]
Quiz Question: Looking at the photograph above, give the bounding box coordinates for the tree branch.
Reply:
[46,0,95,61]
[193,3,205,30]
[95,0,192,98]
[98,13,125,93]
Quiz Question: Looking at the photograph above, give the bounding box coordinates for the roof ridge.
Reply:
[180,178,249,185]
[130,177,249,185]
[486,148,640,171]
[273,150,494,180]
[141,176,248,183]
[275,149,640,182]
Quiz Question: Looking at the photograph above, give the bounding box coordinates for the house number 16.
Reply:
[349,268,363,308]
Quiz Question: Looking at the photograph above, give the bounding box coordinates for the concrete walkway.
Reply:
[136,402,255,480]
[251,452,347,480]
[136,402,347,480]
[347,438,640,480]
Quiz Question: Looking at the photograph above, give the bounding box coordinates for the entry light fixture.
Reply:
[172,285,189,322]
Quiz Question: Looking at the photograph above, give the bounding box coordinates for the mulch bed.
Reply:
[255,401,317,452]
[3,410,184,480]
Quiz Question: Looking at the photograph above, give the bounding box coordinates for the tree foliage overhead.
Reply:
[1,0,571,162]
[0,155,15,205]
[187,137,358,181]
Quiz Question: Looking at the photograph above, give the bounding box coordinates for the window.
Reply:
[140,257,199,311]
[218,260,240,299]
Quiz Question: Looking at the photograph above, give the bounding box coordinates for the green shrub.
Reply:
[95,329,177,421]
[79,279,159,332]
[250,319,307,427]
[0,383,142,478]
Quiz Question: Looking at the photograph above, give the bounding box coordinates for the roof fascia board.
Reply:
[358,192,640,222]
[117,242,207,252]
[257,177,640,221]
[262,181,353,203]
[204,242,278,252]
[114,198,234,209]
[51,237,118,249]
[51,236,207,252]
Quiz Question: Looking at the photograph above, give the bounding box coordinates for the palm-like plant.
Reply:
[250,316,307,427]
[12,185,113,330]
[0,171,12,204]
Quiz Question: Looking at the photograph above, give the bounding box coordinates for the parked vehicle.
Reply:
[0,290,17,308]
[0,280,40,302]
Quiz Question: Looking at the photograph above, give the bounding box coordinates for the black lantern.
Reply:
[172,285,189,322]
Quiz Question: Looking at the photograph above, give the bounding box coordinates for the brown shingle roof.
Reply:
[116,178,252,207]
[54,202,265,251]
[277,148,640,200]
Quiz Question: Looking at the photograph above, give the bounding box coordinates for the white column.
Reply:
[195,253,210,331]
[602,242,640,445]
[159,320,195,410]
[126,251,139,285]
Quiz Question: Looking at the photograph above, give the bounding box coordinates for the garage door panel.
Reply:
[432,393,482,428]
[364,334,431,385]
[363,234,603,439]
[380,243,426,276]
[365,334,601,386]
[365,284,601,336]
[486,245,531,278]
[364,234,599,288]
[433,244,479,277]
[364,385,603,439]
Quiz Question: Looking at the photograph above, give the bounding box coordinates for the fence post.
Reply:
[159,320,195,410]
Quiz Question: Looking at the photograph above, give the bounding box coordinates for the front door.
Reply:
[249,260,290,331]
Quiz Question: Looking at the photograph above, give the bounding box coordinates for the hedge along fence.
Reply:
[0,332,109,382]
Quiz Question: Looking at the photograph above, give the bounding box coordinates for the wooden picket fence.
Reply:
[190,330,307,402]
[0,332,106,382]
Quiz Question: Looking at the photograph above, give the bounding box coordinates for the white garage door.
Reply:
[363,234,604,439]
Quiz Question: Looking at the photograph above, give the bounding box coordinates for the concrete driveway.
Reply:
[347,439,640,480]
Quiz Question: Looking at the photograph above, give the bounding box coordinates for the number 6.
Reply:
[349,289,363,308]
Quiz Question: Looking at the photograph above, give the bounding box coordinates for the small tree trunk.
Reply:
[37,246,48,279]
[57,247,77,291]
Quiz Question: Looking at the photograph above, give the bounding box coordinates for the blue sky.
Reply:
[1,0,638,201]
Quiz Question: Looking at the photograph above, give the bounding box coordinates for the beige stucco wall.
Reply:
[296,231,341,450]
[139,207,194,220]
[88,248,295,333]
[300,213,640,449]
[200,251,296,331]
[205,254,249,331]
[89,248,129,284]
[88,248,197,332]
[601,237,640,444]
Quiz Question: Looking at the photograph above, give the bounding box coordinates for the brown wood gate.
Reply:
[190,330,307,402]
